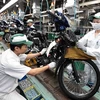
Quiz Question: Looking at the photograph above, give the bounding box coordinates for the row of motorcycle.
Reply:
[0,19,25,43]
[1,11,100,100]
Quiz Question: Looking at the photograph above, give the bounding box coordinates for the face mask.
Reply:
[90,22,100,30]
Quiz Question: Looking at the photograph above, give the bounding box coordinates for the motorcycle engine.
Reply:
[37,55,50,67]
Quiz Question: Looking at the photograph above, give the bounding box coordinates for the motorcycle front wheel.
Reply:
[58,59,100,100]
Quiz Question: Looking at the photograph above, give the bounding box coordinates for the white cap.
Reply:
[94,12,100,19]
[27,19,33,23]
[10,34,33,46]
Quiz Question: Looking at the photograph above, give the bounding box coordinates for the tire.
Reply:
[4,33,11,43]
[58,59,100,100]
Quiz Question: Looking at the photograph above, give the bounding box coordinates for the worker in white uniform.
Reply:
[0,33,56,100]
[0,31,8,54]
[76,12,100,85]
[27,19,35,30]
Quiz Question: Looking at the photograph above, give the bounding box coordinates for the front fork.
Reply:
[71,60,80,83]
[55,56,66,76]
[55,58,80,83]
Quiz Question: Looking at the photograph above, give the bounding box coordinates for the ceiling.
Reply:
[0,0,100,13]
[79,0,100,11]
[0,0,10,9]
[41,0,100,11]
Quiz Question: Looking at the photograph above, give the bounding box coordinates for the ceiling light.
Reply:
[16,4,19,7]
[0,0,18,13]
[3,0,6,4]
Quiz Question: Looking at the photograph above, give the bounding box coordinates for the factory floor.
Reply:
[35,69,99,100]
[19,65,100,100]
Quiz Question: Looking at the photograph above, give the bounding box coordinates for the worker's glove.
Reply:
[48,62,56,69]
[76,42,86,52]
[40,48,47,55]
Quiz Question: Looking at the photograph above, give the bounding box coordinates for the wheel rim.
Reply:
[62,60,97,97]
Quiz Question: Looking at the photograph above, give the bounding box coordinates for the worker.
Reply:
[0,31,8,54]
[0,33,56,100]
[76,12,100,86]
[10,21,17,28]
[26,19,35,30]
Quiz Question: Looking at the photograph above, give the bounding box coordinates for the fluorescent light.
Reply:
[76,10,83,13]
[3,0,6,4]
[0,0,18,13]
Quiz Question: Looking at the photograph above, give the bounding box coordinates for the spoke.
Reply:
[62,60,97,96]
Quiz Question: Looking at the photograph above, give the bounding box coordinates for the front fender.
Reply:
[64,47,96,60]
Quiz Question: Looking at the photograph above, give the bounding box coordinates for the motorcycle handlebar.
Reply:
[46,11,61,20]
[46,10,70,28]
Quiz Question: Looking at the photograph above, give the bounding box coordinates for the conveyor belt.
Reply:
[18,75,56,100]
[18,70,100,100]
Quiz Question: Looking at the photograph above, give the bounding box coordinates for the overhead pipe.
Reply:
[40,0,49,30]
[79,0,100,6]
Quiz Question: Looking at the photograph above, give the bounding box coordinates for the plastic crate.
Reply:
[24,86,42,100]
[18,78,45,100]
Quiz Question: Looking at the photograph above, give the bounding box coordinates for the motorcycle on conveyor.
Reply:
[4,19,25,43]
[26,26,49,52]
[37,11,100,100]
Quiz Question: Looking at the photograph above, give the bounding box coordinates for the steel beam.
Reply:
[80,0,100,6]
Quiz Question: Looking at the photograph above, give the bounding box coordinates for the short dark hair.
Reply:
[10,44,25,51]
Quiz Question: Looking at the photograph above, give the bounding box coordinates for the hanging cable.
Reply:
[40,0,49,31]
[25,0,31,15]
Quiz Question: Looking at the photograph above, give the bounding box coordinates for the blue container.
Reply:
[18,75,27,82]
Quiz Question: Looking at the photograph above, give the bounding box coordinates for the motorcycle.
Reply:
[4,19,25,43]
[26,26,49,53]
[37,11,100,100]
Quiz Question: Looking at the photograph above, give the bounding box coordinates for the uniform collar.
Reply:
[9,49,19,58]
